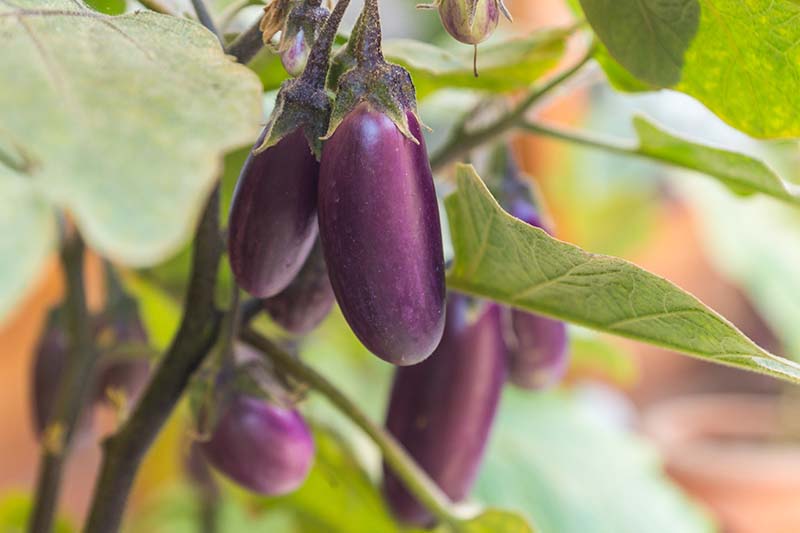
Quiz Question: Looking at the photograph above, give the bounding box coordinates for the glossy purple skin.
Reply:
[439,0,499,45]
[507,200,569,389]
[382,297,507,526]
[92,315,150,406]
[228,129,320,298]
[200,395,314,496]
[263,239,335,335]
[318,104,445,365]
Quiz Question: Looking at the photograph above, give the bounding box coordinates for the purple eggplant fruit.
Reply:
[200,395,314,496]
[382,296,506,526]
[263,239,335,335]
[228,128,320,298]
[438,0,500,45]
[507,200,570,389]
[92,314,151,406]
[318,103,445,365]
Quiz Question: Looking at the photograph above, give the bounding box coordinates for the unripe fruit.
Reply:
[318,103,446,365]
[438,0,499,45]
[92,315,150,406]
[382,296,506,526]
[263,239,334,335]
[228,129,319,298]
[200,395,314,495]
[507,200,569,389]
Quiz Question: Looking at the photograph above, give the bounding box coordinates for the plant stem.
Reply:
[28,234,95,533]
[299,0,351,88]
[519,121,637,156]
[429,44,595,173]
[240,328,462,529]
[84,189,223,533]
[191,0,222,43]
[226,19,265,64]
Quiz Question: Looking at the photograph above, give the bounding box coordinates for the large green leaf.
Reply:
[384,30,566,99]
[454,509,534,532]
[580,0,800,138]
[444,164,800,384]
[474,391,714,533]
[0,0,262,320]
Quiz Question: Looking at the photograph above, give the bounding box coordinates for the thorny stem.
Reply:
[429,43,596,173]
[240,328,462,529]
[299,0,352,88]
[28,235,95,533]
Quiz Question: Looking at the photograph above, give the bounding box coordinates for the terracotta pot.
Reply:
[643,394,800,533]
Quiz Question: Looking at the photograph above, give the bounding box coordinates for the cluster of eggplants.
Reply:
[31,310,150,437]
[505,200,569,389]
[382,295,506,526]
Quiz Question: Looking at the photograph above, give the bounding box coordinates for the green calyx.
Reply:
[253,78,331,159]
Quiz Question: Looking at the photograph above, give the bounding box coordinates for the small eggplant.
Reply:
[200,395,314,496]
[382,296,506,526]
[263,238,335,335]
[92,314,151,406]
[318,103,445,365]
[228,129,320,298]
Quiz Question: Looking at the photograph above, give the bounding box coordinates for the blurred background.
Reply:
[3,0,800,532]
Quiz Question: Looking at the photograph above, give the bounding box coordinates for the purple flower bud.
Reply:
[228,129,320,298]
[200,395,314,496]
[318,104,445,365]
[280,28,311,77]
[382,296,507,526]
[438,0,500,45]
[263,239,335,335]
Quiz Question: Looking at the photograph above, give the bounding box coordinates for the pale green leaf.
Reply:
[456,509,535,533]
[581,0,800,138]
[445,164,800,384]
[474,391,714,533]
[0,176,57,325]
[384,30,566,99]
[0,0,262,269]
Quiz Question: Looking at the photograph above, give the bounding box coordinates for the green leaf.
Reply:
[383,30,566,99]
[631,116,800,203]
[0,176,57,323]
[0,492,74,533]
[474,391,714,533]
[580,0,800,138]
[444,164,800,384]
[455,509,535,533]
[593,46,653,93]
[84,0,126,15]
[0,0,262,319]
[569,330,637,386]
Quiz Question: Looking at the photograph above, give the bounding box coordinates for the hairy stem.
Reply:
[28,235,95,533]
[300,0,351,88]
[84,190,223,533]
[520,121,641,156]
[429,44,595,173]
[240,328,461,528]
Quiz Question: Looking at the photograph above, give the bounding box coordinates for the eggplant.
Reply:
[507,200,569,389]
[382,296,506,526]
[438,0,499,45]
[318,103,445,365]
[263,238,335,335]
[228,129,320,298]
[200,395,314,496]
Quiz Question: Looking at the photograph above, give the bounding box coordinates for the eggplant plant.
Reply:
[5,0,800,532]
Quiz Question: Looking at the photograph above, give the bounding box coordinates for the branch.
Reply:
[520,120,641,156]
[428,44,596,173]
[240,328,462,528]
[225,18,265,64]
[191,0,222,43]
[28,235,95,533]
[84,189,223,533]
